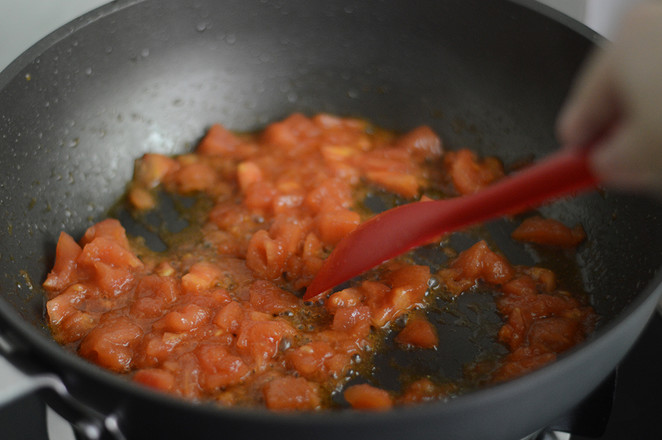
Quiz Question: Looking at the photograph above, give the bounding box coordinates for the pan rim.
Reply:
[0,0,656,434]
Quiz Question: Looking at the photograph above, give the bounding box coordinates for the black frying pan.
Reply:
[1,1,662,439]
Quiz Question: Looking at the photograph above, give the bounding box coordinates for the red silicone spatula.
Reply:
[304,148,598,300]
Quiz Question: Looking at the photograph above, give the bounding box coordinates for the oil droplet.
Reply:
[85,67,93,76]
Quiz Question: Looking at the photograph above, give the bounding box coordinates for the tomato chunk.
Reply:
[444,149,504,195]
[395,316,438,349]
[263,376,320,411]
[511,216,586,248]
[43,232,83,293]
[344,384,393,410]
[133,368,176,392]
[79,317,143,373]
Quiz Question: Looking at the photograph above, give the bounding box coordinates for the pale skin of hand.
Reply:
[556,1,662,196]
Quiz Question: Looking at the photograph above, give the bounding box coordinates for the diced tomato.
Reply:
[236,319,296,370]
[213,301,244,334]
[527,316,583,353]
[133,368,176,392]
[326,287,363,314]
[79,219,131,249]
[78,236,143,271]
[172,161,217,193]
[90,261,136,296]
[502,275,538,298]
[46,283,85,325]
[395,126,443,162]
[130,296,166,319]
[167,352,202,399]
[261,113,320,154]
[43,232,83,293]
[263,376,321,411]
[127,186,156,211]
[397,378,456,405]
[245,229,287,280]
[181,261,224,294]
[196,123,247,157]
[364,265,430,328]
[132,153,179,189]
[316,208,361,246]
[492,347,557,382]
[437,268,476,296]
[237,161,263,193]
[364,170,419,199]
[524,267,557,293]
[249,280,300,315]
[445,149,504,195]
[441,241,513,293]
[133,332,184,368]
[79,317,143,373]
[498,307,528,351]
[243,180,277,213]
[386,264,430,301]
[344,384,393,410]
[511,216,586,248]
[135,275,180,304]
[395,316,438,349]
[196,344,251,390]
[286,341,336,380]
[304,177,353,214]
[269,216,307,256]
[332,306,371,338]
[153,303,210,333]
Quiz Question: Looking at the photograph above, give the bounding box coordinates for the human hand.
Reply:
[556,2,662,195]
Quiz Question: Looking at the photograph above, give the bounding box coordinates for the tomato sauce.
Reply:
[43,113,596,410]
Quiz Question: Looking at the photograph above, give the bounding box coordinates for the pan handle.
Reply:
[0,334,127,440]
